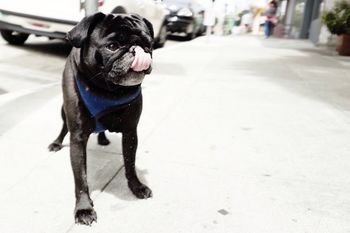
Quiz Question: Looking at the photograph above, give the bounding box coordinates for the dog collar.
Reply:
[75,78,141,132]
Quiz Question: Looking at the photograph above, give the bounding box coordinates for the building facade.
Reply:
[282,0,335,44]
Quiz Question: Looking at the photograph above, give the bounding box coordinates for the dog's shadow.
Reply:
[85,133,150,201]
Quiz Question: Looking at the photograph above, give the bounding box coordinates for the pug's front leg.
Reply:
[70,133,97,225]
[122,129,152,199]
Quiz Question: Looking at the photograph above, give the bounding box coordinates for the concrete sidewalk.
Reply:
[1,35,350,233]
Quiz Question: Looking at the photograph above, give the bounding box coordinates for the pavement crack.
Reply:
[0,84,60,135]
[65,165,125,233]
[99,165,124,194]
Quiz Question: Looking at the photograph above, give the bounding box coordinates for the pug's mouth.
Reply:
[105,46,152,86]
[106,69,144,86]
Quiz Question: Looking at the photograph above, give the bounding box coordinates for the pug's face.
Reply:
[67,13,154,86]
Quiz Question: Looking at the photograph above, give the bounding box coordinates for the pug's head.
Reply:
[67,12,154,87]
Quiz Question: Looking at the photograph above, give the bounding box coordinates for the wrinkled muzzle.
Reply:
[107,46,152,86]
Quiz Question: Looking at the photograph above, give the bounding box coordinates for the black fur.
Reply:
[48,12,154,225]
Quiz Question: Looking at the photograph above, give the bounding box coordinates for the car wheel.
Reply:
[185,22,196,40]
[185,31,195,40]
[196,25,206,37]
[154,23,167,49]
[0,30,29,45]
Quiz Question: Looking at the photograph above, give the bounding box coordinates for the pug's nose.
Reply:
[130,46,152,72]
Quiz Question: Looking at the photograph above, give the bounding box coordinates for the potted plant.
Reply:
[322,0,350,56]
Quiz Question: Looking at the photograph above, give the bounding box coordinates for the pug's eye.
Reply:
[106,43,119,51]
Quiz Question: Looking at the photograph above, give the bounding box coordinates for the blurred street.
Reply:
[0,36,180,95]
[1,34,350,233]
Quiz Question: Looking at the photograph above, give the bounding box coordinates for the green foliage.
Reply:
[322,0,350,35]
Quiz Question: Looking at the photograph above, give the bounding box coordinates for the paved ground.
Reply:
[0,35,350,233]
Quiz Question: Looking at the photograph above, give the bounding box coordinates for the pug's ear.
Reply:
[142,18,154,39]
[66,12,105,48]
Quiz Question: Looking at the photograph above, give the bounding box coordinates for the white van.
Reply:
[0,0,168,48]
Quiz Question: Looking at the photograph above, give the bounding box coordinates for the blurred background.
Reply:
[1,1,350,233]
[0,0,341,47]
[0,0,344,94]
[0,0,346,94]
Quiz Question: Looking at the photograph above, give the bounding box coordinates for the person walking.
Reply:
[264,0,278,38]
[241,10,253,33]
[204,0,216,36]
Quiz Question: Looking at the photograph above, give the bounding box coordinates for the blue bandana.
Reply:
[75,78,141,133]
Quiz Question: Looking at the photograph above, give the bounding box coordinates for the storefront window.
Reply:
[291,0,306,37]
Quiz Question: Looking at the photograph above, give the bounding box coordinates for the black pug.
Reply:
[48,12,154,225]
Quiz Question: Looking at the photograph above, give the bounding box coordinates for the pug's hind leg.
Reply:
[48,106,68,152]
[97,132,110,146]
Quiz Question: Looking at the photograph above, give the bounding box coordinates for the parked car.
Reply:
[0,0,168,48]
[163,0,205,40]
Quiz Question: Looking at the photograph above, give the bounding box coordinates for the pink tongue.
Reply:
[131,46,152,72]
